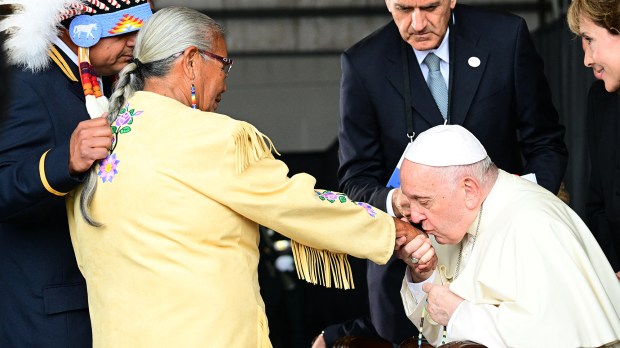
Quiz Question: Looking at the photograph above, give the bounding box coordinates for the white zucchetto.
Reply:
[404,125,487,167]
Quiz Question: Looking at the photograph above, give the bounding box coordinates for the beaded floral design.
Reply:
[98,153,119,183]
[315,190,377,218]
[316,190,348,203]
[356,202,377,218]
[111,103,143,136]
[98,103,143,183]
[108,102,143,155]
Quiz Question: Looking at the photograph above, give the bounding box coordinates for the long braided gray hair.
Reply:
[79,6,225,226]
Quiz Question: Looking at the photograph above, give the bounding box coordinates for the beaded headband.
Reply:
[65,1,152,119]
[1,0,152,119]
[67,1,152,48]
[1,0,151,71]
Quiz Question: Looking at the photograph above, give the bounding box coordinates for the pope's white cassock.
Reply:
[401,170,620,348]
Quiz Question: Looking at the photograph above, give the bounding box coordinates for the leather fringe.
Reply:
[232,122,355,290]
[291,240,355,290]
[233,122,278,174]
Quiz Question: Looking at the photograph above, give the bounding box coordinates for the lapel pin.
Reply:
[468,57,481,68]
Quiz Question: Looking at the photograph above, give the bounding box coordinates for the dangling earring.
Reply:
[191,80,197,109]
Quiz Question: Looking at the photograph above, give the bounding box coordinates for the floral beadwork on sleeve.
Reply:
[98,154,120,183]
[315,190,377,218]
[111,103,143,138]
[355,202,377,218]
[316,190,348,203]
[98,103,143,183]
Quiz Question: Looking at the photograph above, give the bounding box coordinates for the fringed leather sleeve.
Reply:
[232,122,356,290]
[233,122,278,174]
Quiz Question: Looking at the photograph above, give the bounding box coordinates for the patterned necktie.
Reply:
[424,52,448,120]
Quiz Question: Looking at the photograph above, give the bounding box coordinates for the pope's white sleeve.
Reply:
[447,301,507,347]
[386,189,396,217]
[405,267,436,302]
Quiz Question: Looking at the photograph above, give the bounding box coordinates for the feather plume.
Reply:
[1,0,77,72]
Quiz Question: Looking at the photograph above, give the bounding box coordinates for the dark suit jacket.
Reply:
[334,4,568,345]
[585,80,620,272]
[0,32,9,128]
[0,47,92,347]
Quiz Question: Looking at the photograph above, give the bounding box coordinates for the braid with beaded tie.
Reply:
[132,57,143,70]
[1,0,152,229]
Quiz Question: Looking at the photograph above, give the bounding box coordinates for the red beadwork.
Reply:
[87,0,109,11]
[78,60,103,98]
[106,0,121,9]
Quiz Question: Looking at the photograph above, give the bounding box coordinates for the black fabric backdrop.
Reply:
[532,15,595,219]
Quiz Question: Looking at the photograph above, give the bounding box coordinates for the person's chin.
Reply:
[603,78,620,93]
[113,61,132,74]
[429,233,446,244]
[213,97,223,110]
[409,38,439,51]
[114,57,134,70]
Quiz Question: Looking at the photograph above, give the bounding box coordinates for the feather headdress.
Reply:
[0,0,71,72]
[1,0,150,72]
[1,0,152,118]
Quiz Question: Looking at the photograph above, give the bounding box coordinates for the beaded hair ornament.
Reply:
[1,0,152,118]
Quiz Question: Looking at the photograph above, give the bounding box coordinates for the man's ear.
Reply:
[462,177,481,210]
[58,28,79,55]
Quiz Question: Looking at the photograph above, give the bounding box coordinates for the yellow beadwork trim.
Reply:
[39,150,68,197]
[291,240,355,290]
[48,47,78,82]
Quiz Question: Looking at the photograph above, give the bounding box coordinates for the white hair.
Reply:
[437,156,497,189]
[79,7,226,226]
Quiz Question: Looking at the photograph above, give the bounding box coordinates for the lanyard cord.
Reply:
[400,40,415,143]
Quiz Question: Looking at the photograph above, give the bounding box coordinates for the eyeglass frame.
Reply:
[200,50,233,75]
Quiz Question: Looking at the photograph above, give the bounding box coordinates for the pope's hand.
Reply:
[396,233,437,282]
[393,217,423,250]
[392,188,411,220]
[422,283,464,326]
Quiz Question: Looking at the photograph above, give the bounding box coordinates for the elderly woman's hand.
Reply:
[393,217,424,250]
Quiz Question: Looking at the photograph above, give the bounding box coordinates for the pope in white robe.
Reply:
[396,125,620,348]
